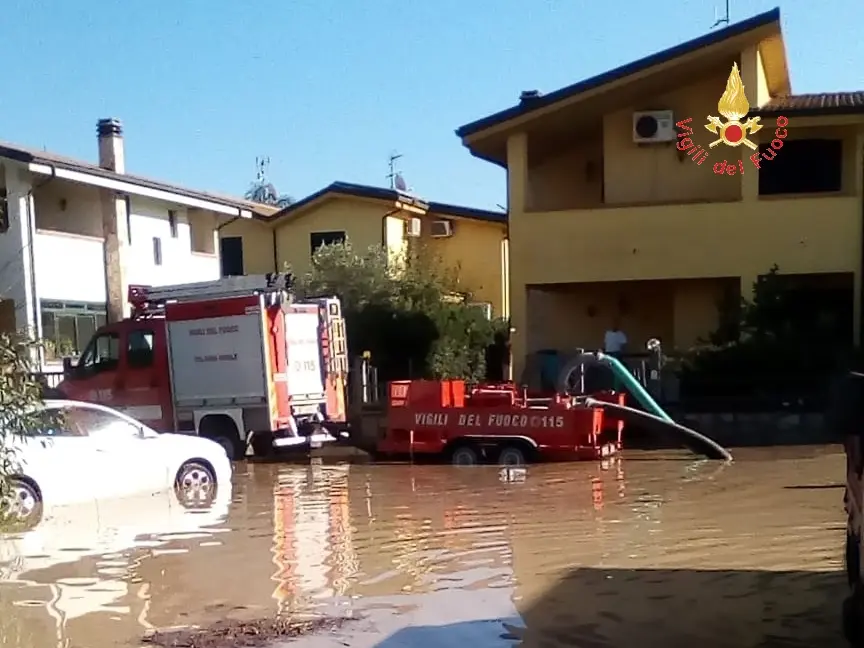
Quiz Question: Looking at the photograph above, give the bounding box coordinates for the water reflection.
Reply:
[0,480,232,647]
[0,447,851,647]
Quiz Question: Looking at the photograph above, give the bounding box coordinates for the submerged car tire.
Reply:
[450,445,480,466]
[174,461,218,509]
[1,478,43,531]
[497,445,529,466]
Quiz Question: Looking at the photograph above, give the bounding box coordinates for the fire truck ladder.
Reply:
[129,274,295,309]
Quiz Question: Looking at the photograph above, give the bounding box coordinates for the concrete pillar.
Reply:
[97,119,130,322]
[1,165,38,337]
[506,133,529,382]
[506,133,528,214]
[854,128,864,346]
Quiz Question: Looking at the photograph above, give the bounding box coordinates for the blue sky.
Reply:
[1,0,861,211]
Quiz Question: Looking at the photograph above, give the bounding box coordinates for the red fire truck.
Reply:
[53,275,349,459]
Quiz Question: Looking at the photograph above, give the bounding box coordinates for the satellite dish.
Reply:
[394,173,408,192]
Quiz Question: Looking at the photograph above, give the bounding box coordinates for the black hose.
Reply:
[584,398,733,462]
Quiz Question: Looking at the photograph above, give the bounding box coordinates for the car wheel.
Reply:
[174,461,217,509]
[1,478,43,530]
[497,445,529,466]
[450,445,480,466]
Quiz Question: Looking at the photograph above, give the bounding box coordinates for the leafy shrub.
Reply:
[291,241,507,383]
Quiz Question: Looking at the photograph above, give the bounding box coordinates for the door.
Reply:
[63,405,169,497]
[61,328,122,405]
[118,327,170,430]
[16,406,108,507]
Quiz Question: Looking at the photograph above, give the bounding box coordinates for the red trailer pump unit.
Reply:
[377,379,615,465]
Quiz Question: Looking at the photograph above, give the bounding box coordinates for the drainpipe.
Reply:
[855,151,864,348]
[25,175,55,368]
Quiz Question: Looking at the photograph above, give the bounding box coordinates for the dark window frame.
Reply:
[310,231,346,256]
[126,328,155,369]
[168,210,178,238]
[758,138,843,196]
[219,236,245,277]
[152,236,163,266]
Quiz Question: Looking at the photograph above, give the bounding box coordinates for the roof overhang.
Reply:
[267,181,507,226]
[457,8,787,166]
[26,162,254,218]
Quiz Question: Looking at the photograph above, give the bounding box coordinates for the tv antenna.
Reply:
[387,151,405,191]
[711,0,730,29]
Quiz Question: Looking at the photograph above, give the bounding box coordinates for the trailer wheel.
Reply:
[848,531,861,588]
[844,590,864,647]
[497,444,530,466]
[450,444,480,466]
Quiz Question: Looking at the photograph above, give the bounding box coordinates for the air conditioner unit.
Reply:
[632,110,676,143]
[406,217,422,238]
[430,219,454,238]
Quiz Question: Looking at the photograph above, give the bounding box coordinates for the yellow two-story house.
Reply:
[219,181,509,318]
[457,7,864,378]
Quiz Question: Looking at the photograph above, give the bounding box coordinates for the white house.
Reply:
[0,118,274,363]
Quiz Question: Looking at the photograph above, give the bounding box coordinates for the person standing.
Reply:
[603,319,628,357]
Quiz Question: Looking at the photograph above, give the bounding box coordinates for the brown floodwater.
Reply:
[0,446,850,648]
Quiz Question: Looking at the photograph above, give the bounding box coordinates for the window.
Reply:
[168,210,178,238]
[126,329,155,368]
[63,406,141,439]
[79,332,120,373]
[190,213,216,255]
[0,188,8,234]
[124,195,133,244]
[310,231,346,256]
[152,236,163,266]
[758,139,843,196]
[220,236,245,276]
[26,407,81,437]
[40,301,107,360]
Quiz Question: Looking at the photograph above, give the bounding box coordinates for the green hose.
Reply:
[602,354,673,423]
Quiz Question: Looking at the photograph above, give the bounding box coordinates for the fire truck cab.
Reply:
[54,275,349,459]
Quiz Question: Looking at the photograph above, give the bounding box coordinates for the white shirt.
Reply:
[604,329,628,353]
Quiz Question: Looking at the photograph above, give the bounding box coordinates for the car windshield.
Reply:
[63,406,142,439]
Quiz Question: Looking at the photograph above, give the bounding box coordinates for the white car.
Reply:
[1,399,233,527]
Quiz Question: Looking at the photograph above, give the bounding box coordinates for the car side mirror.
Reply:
[62,357,74,376]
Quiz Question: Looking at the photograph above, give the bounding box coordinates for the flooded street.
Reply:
[0,446,849,647]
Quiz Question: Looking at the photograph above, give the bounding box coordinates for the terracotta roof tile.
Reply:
[753,92,864,116]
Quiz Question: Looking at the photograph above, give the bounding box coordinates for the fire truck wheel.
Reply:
[497,445,529,466]
[210,434,244,461]
[174,461,217,509]
[450,444,480,466]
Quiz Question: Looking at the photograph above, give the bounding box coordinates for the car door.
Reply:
[63,405,169,498]
[15,406,107,507]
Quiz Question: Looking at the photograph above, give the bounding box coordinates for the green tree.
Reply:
[0,332,45,522]
[291,241,506,383]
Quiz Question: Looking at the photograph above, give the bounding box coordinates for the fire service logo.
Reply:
[675,62,788,174]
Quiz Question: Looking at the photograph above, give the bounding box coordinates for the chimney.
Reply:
[97,118,125,173]
[519,90,542,104]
